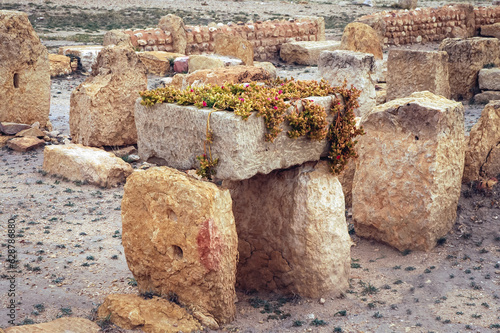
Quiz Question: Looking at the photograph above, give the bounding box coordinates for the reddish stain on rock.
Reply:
[197,218,222,271]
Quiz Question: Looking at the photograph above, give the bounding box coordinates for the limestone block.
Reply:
[397,0,417,9]
[224,161,351,297]
[319,50,376,117]
[479,68,500,91]
[158,15,187,54]
[135,96,334,180]
[280,40,341,65]
[340,22,383,60]
[7,137,44,152]
[352,92,465,251]
[188,54,225,73]
[58,45,103,72]
[3,317,99,333]
[374,55,387,83]
[463,101,500,182]
[480,22,500,39]
[70,46,147,147]
[48,54,72,77]
[474,91,500,104]
[386,50,450,101]
[254,61,277,79]
[214,34,254,66]
[0,11,50,128]
[137,51,184,76]
[98,294,202,332]
[103,29,133,47]
[122,167,238,324]
[170,65,272,90]
[43,144,133,187]
[439,37,500,100]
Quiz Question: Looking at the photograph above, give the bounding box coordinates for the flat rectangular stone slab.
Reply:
[135,96,334,180]
[280,40,341,65]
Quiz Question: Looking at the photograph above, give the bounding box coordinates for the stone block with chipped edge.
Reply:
[479,68,500,91]
[280,40,341,66]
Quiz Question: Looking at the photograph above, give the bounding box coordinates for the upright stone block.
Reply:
[353,92,465,251]
[0,11,50,128]
[122,167,238,325]
[224,161,351,298]
[280,41,341,66]
[439,37,500,101]
[158,14,187,54]
[214,34,254,66]
[387,50,450,101]
[340,22,383,60]
[319,50,376,117]
[70,46,147,147]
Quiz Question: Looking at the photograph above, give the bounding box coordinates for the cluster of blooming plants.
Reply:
[140,78,364,178]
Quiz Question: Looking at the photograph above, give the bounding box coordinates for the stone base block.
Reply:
[280,41,341,65]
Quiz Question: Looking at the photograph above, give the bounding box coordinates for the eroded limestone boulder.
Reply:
[479,68,500,91]
[319,50,376,117]
[480,22,500,39]
[7,137,44,152]
[137,51,184,76]
[340,22,383,60]
[254,61,277,79]
[463,101,500,182]
[98,294,202,332]
[158,14,187,54]
[49,54,72,77]
[103,29,133,47]
[387,50,450,100]
[474,91,500,104]
[352,91,465,251]
[188,54,225,73]
[70,46,147,147]
[397,0,418,9]
[0,10,50,128]
[224,161,351,297]
[439,37,500,101]
[43,144,133,188]
[280,41,341,66]
[3,317,100,333]
[214,34,253,66]
[122,167,238,324]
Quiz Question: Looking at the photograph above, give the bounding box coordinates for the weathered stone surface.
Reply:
[439,37,500,101]
[103,29,133,47]
[386,50,450,101]
[480,22,500,39]
[214,34,254,66]
[340,22,383,60]
[479,68,500,91]
[48,54,72,77]
[170,65,272,90]
[137,51,184,76]
[158,14,187,54]
[355,15,386,50]
[254,61,277,79]
[474,91,500,104]
[188,54,225,73]
[397,0,417,9]
[173,56,189,73]
[43,144,133,187]
[0,122,30,135]
[280,40,341,66]
[135,96,334,180]
[337,158,357,209]
[122,167,238,324]
[15,127,45,138]
[463,101,500,182]
[319,50,376,117]
[3,318,100,333]
[352,91,465,251]
[375,83,387,105]
[58,45,104,72]
[7,137,44,152]
[374,56,387,83]
[224,161,351,297]
[0,136,14,147]
[0,11,50,128]
[97,294,202,333]
[70,46,147,147]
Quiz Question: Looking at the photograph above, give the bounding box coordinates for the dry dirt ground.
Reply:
[1,0,500,332]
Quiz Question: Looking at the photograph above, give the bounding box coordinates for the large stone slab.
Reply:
[340,22,383,60]
[474,91,500,104]
[42,144,133,188]
[58,45,103,72]
[214,34,254,66]
[439,37,500,101]
[224,161,351,297]
[137,51,184,76]
[480,22,500,39]
[387,50,450,101]
[48,54,72,77]
[463,101,500,182]
[7,137,45,152]
[135,96,334,180]
[70,46,147,147]
[279,40,341,66]
[122,167,238,325]
[319,50,376,117]
[98,294,203,332]
[478,68,500,91]
[352,91,465,251]
[3,317,100,333]
[0,10,50,128]
[188,54,225,73]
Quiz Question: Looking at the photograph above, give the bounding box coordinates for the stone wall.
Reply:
[124,17,325,61]
[357,4,500,47]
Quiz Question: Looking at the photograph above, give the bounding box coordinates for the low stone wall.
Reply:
[124,17,325,61]
[357,4,500,47]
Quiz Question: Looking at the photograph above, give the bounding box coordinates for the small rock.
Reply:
[193,311,220,330]
[306,313,315,320]
[126,154,140,162]
[15,127,46,138]
[31,121,40,129]
[319,298,326,304]
[48,130,61,137]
